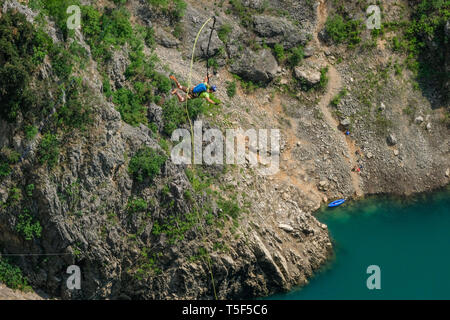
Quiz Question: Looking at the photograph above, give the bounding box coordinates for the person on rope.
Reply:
[170,74,218,105]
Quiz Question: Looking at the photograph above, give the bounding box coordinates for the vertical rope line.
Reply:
[206,16,216,81]
[185,17,218,300]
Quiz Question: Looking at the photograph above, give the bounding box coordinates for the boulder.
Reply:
[107,49,129,90]
[318,180,329,191]
[340,118,351,127]
[155,28,180,48]
[242,0,265,9]
[196,29,223,59]
[386,133,397,146]
[294,65,321,86]
[253,15,307,49]
[415,116,424,124]
[230,48,278,84]
[303,45,315,58]
[278,223,294,233]
[148,103,164,133]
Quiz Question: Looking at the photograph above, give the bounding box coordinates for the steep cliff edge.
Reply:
[0,0,448,299]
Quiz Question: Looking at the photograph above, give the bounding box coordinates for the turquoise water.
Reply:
[267,188,450,300]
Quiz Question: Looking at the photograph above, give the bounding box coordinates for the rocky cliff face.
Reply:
[0,0,448,299]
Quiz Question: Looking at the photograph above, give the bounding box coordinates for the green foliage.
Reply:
[161,97,209,135]
[40,0,81,39]
[25,125,38,140]
[287,45,304,67]
[50,44,73,81]
[147,0,187,22]
[55,78,92,129]
[218,24,232,43]
[135,249,162,278]
[26,184,35,197]
[16,212,42,241]
[113,88,148,127]
[0,162,10,177]
[0,147,20,178]
[229,0,254,27]
[127,197,148,214]
[318,66,329,89]
[217,199,240,220]
[38,133,60,168]
[0,258,30,291]
[273,44,285,62]
[152,211,197,244]
[8,187,21,203]
[207,57,219,73]
[330,88,347,107]
[226,80,237,98]
[81,6,133,62]
[403,0,450,101]
[128,147,167,182]
[0,11,52,121]
[325,14,362,47]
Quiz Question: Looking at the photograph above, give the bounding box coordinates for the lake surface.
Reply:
[266,188,450,300]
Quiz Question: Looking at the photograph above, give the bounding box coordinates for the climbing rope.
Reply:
[185,16,218,300]
[205,16,217,81]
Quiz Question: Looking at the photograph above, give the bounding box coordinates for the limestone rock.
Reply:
[294,65,321,86]
[230,48,278,84]
[387,133,397,146]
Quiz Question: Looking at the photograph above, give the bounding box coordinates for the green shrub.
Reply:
[229,0,253,27]
[113,88,148,127]
[56,78,93,129]
[0,162,11,177]
[0,258,30,291]
[218,24,232,43]
[41,0,81,39]
[325,14,362,47]
[25,125,38,140]
[81,6,133,62]
[128,147,167,182]
[8,187,21,203]
[147,0,187,22]
[0,11,52,121]
[26,184,35,197]
[226,81,237,98]
[127,197,148,214]
[218,199,240,220]
[162,97,208,135]
[273,44,285,62]
[287,45,304,67]
[38,133,60,168]
[318,66,329,89]
[16,212,42,241]
[207,57,219,73]
[50,44,73,80]
[330,89,347,107]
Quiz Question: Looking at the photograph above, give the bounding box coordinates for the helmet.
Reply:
[211,85,217,92]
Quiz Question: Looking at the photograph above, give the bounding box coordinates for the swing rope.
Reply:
[185,16,218,300]
[205,16,217,81]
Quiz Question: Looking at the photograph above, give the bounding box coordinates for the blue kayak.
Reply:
[328,199,346,207]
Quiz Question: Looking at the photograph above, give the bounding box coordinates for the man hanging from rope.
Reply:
[169,74,218,105]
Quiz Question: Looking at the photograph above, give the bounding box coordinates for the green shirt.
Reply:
[199,91,210,99]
